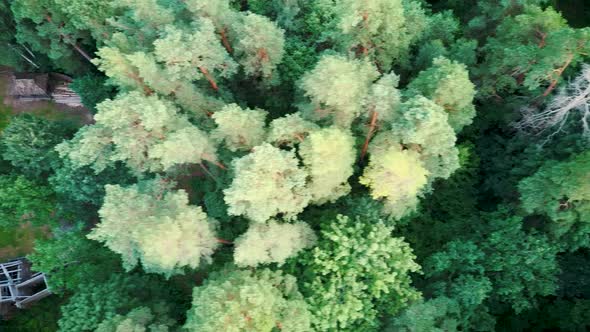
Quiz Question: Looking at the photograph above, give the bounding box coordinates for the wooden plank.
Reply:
[16,289,51,308]
[16,273,45,288]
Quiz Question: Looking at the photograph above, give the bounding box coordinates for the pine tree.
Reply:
[211,103,267,151]
[390,96,459,180]
[407,57,476,132]
[299,54,379,127]
[224,143,310,223]
[231,12,285,80]
[267,113,318,146]
[184,268,312,332]
[88,179,219,277]
[519,151,590,250]
[233,219,316,267]
[299,127,356,204]
[56,92,217,174]
[95,307,175,332]
[331,0,429,70]
[360,140,429,219]
[480,6,590,97]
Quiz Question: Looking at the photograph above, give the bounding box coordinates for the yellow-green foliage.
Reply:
[153,21,238,83]
[391,96,459,180]
[300,215,421,331]
[232,13,285,79]
[333,0,429,70]
[363,72,401,123]
[267,113,319,146]
[88,180,219,277]
[299,127,356,204]
[299,55,379,127]
[149,126,216,170]
[56,92,216,174]
[185,268,312,332]
[234,220,316,267]
[407,57,476,132]
[224,143,310,222]
[211,103,267,151]
[360,140,429,219]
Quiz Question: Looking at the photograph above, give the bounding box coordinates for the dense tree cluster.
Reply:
[0,0,589,331]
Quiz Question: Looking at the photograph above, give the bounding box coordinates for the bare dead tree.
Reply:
[516,64,590,141]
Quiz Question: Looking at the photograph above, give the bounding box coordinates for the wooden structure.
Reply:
[7,72,83,107]
[7,73,51,102]
[0,258,50,310]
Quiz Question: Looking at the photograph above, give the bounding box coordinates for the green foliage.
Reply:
[518,151,590,250]
[49,159,133,206]
[5,0,589,329]
[10,0,106,73]
[88,179,219,277]
[224,143,310,222]
[184,268,312,332]
[390,96,459,181]
[95,306,175,332]
[28,226,122,293]
[331,0,429,70]
[1,114,73,177]
[57,274,173,332]
[233,219,316,267]
[267,113,318,146]
[69,74,116,113]
[479,5,590,96]
[385,297,462,332]
[295,214,421,331]
[0,174,55,228]
[425,211,561,316]
[407,57,477,132]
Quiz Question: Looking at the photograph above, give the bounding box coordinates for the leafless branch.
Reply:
[515,64,590,142]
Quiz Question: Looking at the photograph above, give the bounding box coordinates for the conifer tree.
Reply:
[299,54,379,127]
[332,0,429,70]
[391,96,459,180]
[407,57,476,132]
[519,151,590,250]
[211,103,267,151]
[56,92,217,174]
[88,179,219,277]
[10,0,104,72]
[231,13,285,80]
[224,143,310,222]
[95,307,175,332]
[360,140,429,219]
[299,127,356,204]
[234,219,316,267]
[184,268,312,332]
[267,113,318,146]
[480,6,590,97]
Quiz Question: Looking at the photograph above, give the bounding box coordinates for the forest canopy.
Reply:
[0,0,589,331]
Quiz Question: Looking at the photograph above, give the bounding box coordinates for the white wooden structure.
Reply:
[0,258,50,309]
